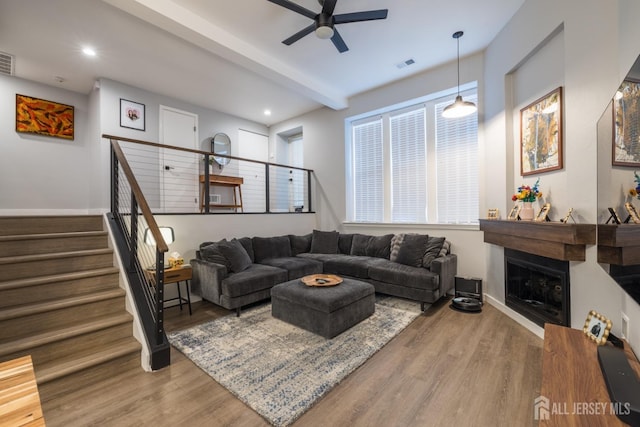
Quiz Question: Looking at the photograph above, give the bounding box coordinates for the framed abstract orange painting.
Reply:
[16,94,74,140]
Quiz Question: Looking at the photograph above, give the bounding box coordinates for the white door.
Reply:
[159,106,199,213]
[238,129,269,212]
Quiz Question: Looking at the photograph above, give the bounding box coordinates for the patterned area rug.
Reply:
[168,296,422,426]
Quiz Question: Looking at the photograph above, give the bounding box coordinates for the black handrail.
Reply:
[108,137,170,370]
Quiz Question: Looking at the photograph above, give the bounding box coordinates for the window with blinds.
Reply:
[352,118,384,222]
[347,87,478,224]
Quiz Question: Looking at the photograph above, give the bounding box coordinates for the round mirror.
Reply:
[212,133,231,166]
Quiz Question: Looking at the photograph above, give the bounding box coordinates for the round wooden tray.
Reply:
[301,274,343,287]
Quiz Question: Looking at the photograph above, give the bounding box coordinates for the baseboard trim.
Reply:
[484,294,544,339]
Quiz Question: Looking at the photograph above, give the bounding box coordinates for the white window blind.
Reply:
[435,93,479,224]
[352,118,384,222]
[390,107,427,222]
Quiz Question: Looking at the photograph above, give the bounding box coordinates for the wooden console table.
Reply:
[0,355,45,426]
[199,174,243,212]
[540,324,640,426]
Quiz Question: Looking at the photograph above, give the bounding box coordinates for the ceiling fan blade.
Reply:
[331,29,348,53]
[334,9,388,24]
[321,0,337,16]
[267,0,316,19]
[282,23,316,45]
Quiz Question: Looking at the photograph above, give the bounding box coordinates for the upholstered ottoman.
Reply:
[271,277,375,339]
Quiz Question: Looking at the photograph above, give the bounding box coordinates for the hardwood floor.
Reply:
[41,298,542,427]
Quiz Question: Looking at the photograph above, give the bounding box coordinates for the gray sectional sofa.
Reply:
[190,230,457,316]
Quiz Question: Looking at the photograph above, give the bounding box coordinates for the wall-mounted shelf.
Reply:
[597,224,640,265]
[478,219,596,261]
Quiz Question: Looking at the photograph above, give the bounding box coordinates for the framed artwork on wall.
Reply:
[120,98,145,131]
[520,87,563,176]
[612,79,640,167]
[15,94,74,140]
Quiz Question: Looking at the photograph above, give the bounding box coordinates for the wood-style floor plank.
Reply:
[41,298,542,427]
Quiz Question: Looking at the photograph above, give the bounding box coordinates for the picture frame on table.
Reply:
[606,207,622,224]
[612,79,640,167]
[507,205,521,221]
[534,203,551,222]
[560,207,575,224]
[520,87,563,176]
[624,202,640,224]
[583,310,613,346]
[120,98,145,131]
[487,209,500,220]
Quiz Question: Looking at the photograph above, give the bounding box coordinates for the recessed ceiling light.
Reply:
[82,47,97,57]
[264,109,272,116]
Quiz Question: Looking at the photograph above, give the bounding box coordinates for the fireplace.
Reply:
[505,248,570,327]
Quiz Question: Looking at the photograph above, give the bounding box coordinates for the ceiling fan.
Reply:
[267,0,388,53]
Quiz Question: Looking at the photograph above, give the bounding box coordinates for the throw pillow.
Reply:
[338,233,354,255]
[422,236,446,268]
[289,233,312,255]
[395,234,430,268]
[200,239,231,269]
[349,234,370,256]
[367,234,394,258]
[310,230,339,254]
[218,239,253,273]
[389,234,405,262]
[237,237,255,262]
[252,235,292,262]
[438,240,451,258]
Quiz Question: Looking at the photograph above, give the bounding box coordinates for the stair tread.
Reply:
[0,248,113,265]
[0,230,107,242]
[0,288,125,321]
[0,267,119,291]
[0,312,133,357]
[35,339,141,384]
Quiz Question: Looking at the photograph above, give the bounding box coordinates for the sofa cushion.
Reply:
[218,239,253,273]
[297,253,344,263]
[350,234,394,259]
[395,234,429,268]
[323,255,388,279]
[252,235,292,262]
[200,240,230,269]
[310,230,339,254]
[368,260,439,291]
[422,236,446,268]
[289,233,312,255]
[338,233,354,255]
[259,256,323,280]
[238,237,255,262]
[221,264,288,298]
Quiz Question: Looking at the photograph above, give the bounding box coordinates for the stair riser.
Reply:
[38,351,141,403]
[2,253,114,281]
[0,297,126,342]
[0,272,120,308]
[1,322,134,366]
[0,216,103,236]
[0,234,108,257]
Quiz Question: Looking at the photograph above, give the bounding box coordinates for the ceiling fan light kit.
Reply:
[267,0,388,53]
[442,30,477,118]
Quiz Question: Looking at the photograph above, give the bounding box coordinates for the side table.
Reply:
[162,265,192,315]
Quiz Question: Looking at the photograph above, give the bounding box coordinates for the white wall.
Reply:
[0,75,93,214]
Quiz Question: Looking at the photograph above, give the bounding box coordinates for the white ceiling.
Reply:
[0,0,524,126]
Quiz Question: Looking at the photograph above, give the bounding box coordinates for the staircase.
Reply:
[0,215,141,402]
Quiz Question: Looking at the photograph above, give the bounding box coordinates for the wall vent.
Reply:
[0,52,14,76]
[209,194,221,204]
[396,58,415,69]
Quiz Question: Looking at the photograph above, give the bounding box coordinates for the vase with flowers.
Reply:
[512,178,542,220]
[629,171,640,201]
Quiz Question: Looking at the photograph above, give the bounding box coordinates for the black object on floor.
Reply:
[450,296,482,313]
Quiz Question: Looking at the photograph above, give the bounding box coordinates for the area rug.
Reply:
[168,296,422,426]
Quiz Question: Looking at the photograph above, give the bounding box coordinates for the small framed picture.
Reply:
[583,310,613,345]
[120,98,145,131]
[624,202,640,224]
[487,208,499,220]
[507,204,521,221]
[606,207,621,224]
[534,203,551,222]
[560,208,574,224]
[612,79,640,167]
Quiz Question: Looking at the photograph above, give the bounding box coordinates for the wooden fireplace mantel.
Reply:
[479,219,596,261]
[597,224,640,265]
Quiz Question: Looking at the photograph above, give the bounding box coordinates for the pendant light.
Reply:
[442,31,477,118]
